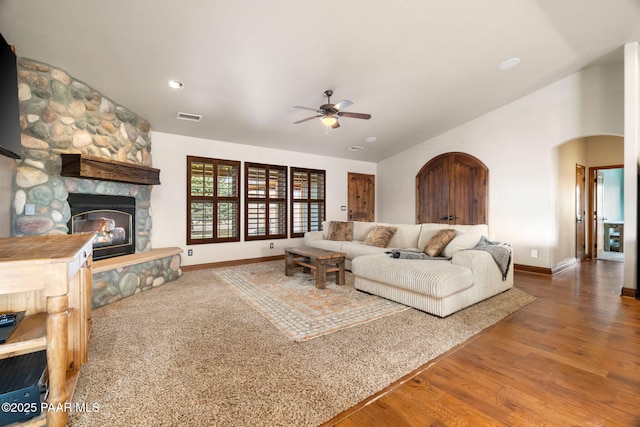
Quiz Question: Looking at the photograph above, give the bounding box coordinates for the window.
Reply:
[187,156,240,244]
[245,163,287,240]
[290,168,325,237]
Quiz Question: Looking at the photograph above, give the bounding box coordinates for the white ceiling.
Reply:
[1,0,640,162]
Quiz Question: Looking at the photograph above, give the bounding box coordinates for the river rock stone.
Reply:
[68,101,86,117]
[18,59,49,72]
[119,273,139,298]
[29,185,53,205]
[48,101,68,115]
[42,108,57,123]
[51,80,71,104]
[16,166,49,188]
[18,83,31,101]
[72,130,93,147]
[51,69,71,85]
[51,210,63,222]
[24,98,46,115]
[18,70,49,89]
[14,190,26,214]
[15,216,54,234]
[21,134,49,149]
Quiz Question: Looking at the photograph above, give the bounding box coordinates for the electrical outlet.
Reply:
[187,249,193,256]
[269,243,274,249]
[25,204,35,215]
[530,249,538,258]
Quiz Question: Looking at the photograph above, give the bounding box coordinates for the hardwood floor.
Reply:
[323,259,640,426]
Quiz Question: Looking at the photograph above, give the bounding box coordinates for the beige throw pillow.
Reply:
[441,232,482,258]
[327,221,354,241]
[424,229,456,257]
[363,226,398,248]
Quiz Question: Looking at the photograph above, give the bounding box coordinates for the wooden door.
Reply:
[348,173,375,222]
[595,171,605,259]
[416,155,450,223]
[576,164,586,261]
[416,152,488,225]
[588,165,624,259]
[449,154,488,224]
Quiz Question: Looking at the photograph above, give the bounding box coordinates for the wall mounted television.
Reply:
[0,32,22,159]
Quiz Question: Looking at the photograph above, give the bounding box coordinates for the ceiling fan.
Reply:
[293,90,371,129]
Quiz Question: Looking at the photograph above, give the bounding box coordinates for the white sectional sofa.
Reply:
[304,221,513,317]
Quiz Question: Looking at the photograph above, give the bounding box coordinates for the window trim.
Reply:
[244,162,288,241]
[186,155,241,245]
[290,167,326,238]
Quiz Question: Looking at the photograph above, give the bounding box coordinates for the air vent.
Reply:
[176,112,202,122]
[347,146,364,151]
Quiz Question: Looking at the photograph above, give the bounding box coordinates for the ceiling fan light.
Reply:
[320,115,338,127]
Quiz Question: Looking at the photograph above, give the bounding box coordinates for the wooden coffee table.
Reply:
[284,246,346,289]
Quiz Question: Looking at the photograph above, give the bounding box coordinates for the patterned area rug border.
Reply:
[215,265,409,341]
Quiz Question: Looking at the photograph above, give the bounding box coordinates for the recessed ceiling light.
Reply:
[498,57,520,71]
[365,136,378,143]
[168,80,184,89]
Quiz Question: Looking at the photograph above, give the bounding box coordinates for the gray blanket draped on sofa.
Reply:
[473,236,511,280]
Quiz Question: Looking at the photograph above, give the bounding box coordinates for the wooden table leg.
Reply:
[316,260,327,289]
[285,251,294,276]
[46,294,69,427]
[336,257,345,286]
[302,257,311,274]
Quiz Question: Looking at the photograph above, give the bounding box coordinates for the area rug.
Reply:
[214,263,409,341]
[69,261,536,427]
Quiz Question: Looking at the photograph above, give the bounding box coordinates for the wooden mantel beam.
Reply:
[60,154,161,185]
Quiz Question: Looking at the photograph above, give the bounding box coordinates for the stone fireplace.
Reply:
[11,57,182,308]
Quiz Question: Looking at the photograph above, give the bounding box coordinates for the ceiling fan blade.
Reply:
[338,111,371,120]
[293,105,321,112]
[333,100,353,111]
[331,120,340,129]
[293,115,321,124]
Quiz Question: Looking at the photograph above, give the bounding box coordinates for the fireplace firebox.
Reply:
[67,193,136,260]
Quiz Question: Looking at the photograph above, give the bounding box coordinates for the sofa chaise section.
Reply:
[352,249,513,317]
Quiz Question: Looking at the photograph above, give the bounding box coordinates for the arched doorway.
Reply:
[416,152,488,225]
[554,135,624,263]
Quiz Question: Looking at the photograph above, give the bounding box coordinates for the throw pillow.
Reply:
[424,229,456,257]
[363,226,398,248]
[441,232,482,258]
[327,221,354,241]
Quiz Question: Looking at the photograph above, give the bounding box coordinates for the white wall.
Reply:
[587,135,625,166]
[553,138,587,266]
[0,155,13,238]
[623,42,639,292]
[150,132,376,266]
[377,63,624,270]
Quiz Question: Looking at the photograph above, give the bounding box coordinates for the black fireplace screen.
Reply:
[67,193,136,260]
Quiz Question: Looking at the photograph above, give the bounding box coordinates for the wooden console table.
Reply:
[0,234,94,427]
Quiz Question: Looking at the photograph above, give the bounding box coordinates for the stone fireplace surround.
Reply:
[11,57,181,308]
